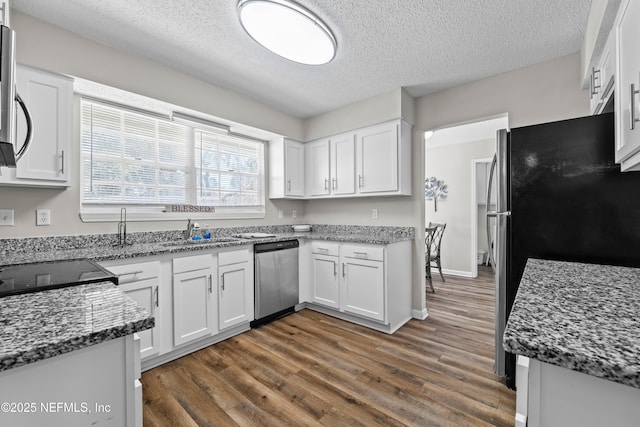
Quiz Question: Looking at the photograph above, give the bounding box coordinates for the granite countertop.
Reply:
[0,281,154,373]
[0,225,415,266]
[503,258,640,389]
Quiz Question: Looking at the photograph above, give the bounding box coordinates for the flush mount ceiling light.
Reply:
[237,0,336,65]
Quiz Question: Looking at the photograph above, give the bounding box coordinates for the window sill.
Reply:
[79,206,265,222]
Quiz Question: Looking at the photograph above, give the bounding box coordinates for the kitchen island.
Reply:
[0,282,154,427]
[503,258,640,427]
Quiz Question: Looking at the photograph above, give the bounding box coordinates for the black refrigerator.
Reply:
[487,112,640,389]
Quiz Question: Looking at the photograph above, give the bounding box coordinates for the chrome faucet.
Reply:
[184,219,192,240]
[117,207,128,246]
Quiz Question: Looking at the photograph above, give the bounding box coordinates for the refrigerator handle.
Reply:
[486,154,498,270]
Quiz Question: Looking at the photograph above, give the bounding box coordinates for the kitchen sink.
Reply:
[161,237,241,247]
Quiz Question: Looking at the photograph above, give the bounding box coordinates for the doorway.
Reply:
[425,115,508,278]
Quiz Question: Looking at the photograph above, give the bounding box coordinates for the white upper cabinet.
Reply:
[301,120,411,199]
[331,133,356,195]
[306,139,331,196]
[356,122,399,193]
[305,132,356,197]
[269,137,305,198]
[590,32,615,115]
[0,65,73,187]
[614,0,640,170]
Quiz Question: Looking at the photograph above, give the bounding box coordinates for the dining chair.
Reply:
[426,223,446,290]
[425,227,437,292]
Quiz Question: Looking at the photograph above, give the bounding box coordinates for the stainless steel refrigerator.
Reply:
[487,112,640,389]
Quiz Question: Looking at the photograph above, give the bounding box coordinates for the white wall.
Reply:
[426,138,495,276]
[0,12,306,238]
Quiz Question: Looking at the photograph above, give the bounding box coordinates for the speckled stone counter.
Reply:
[503,258,640,389]
[0,224,414,266]
[0,282,154,372]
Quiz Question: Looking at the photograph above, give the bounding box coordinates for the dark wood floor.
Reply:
[141,266,515,426]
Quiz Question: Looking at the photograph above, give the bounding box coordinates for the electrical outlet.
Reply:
[278,210,284,219]
[0,209,14,226]
[292,209,297,218]
[372,208,379,219]
[36,209,51,226]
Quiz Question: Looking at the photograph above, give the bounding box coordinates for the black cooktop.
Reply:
[0,259,118,298]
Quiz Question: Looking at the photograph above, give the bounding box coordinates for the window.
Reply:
[80,100,265,221]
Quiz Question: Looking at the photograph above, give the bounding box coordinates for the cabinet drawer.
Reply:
[311,241,340,256]
[219,248,251,266]
[103,260,160,283]
[173,253,213,274]
[342,244,384,261]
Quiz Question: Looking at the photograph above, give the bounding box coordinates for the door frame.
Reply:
[471,157,494,278]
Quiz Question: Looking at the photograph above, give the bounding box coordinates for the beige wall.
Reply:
[426,138,495,275]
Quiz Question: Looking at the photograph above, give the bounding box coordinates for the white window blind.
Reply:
[80,100,265,217]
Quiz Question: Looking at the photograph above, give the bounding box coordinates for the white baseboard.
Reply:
[442,268,475,278]
[412,308,429,320]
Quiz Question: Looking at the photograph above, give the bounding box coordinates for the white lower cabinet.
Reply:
[218,249,254,331]
[172,253,217,346]
[303,240,412,333]
[102,246,255,372]
[310,242,340,309]
[99,259,162,360]
[341,252,384,321]
[523,358,640,427]
[0,335,140,427]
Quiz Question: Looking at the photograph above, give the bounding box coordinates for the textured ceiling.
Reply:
[11,0,592,119]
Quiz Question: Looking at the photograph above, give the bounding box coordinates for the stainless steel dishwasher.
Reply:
[252,239,299,327]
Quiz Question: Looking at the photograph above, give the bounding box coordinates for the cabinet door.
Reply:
[356,122,398,193]
[341,258,385,321]
[218,261,253,330]
[311,254,340,308]
[15,65,72,182]
[120,278,161,359]
[173,268,216,346]
[615,0,640,167]
[285,139,305,196]
[332,134,356,195]
[306,140,330,196]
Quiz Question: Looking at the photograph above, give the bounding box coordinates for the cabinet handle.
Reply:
[154,285,159,308]
[342,262,346,278]
[591,67,600,97]
[358,174,363,188]
[332,178,337,190]
[317,247,329,253]
[324,178,329,191]
[208,274,213,293]
[116,270,143,279]
[353,251,368,258]
[333,261,337,277]
[287,179,292,191]
[630,83,640,131]
[60,150,65,174]
[221,273,225,291]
